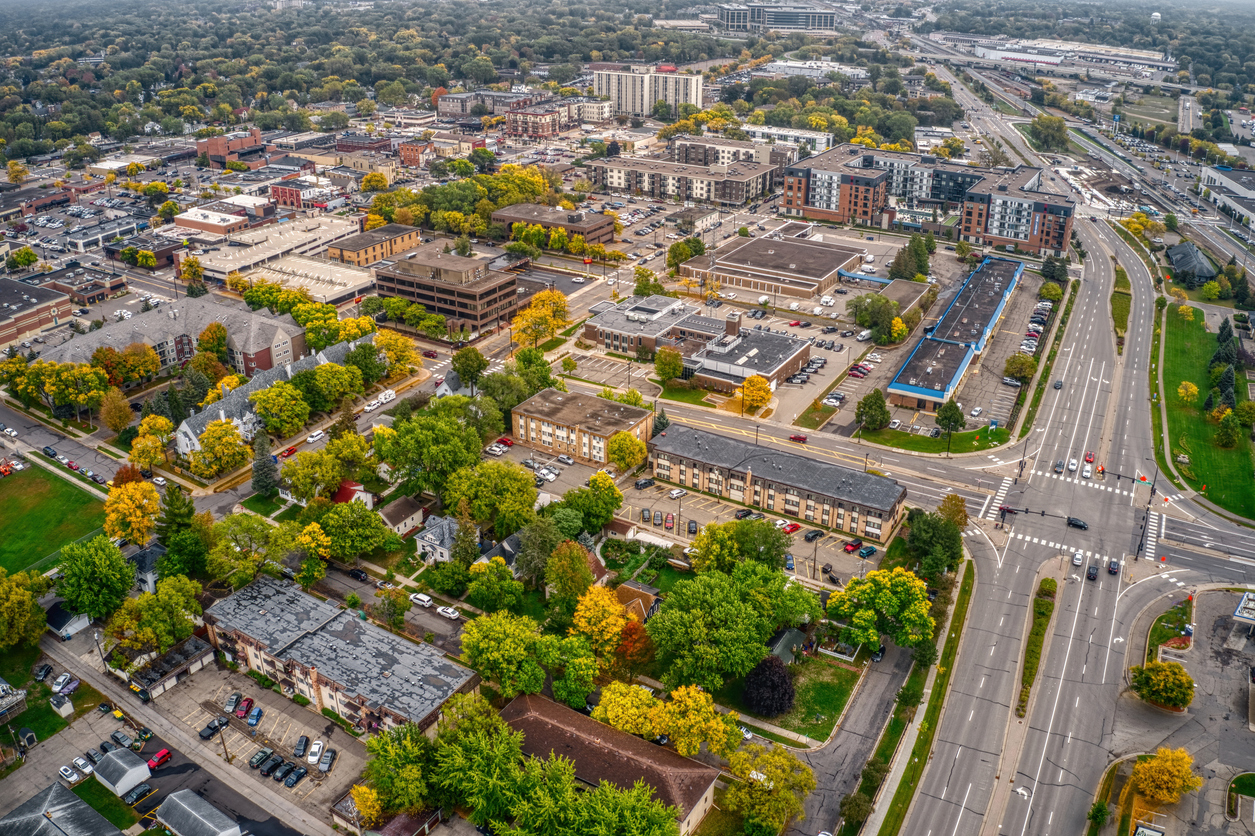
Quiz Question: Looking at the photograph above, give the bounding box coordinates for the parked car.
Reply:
[871,644,886,662]
[318,748,337,773]
[33,664,53,682]
[843,539,864,553]
[59,678,80,696]
[437,606,460,621]
[664,513,674,530]
[294,736,310,759]
[58,765,80,783]
[246,706,264,726]
[804,529,824,542]
[111,730,133,748]
[858,545,877,558]
[734,508,753,520]
[259,755,285,777]
[785,554,794,570]
[348,568,369,582]
[72,756,94,776]
[285,766,309,788]
[783,523,801,534]
[147,749,171,769]
[273,762,297,782]
[51,673,71,693]
[224,692,242,714]
[668,488,687,499]
[85,748,104,765]
[557,454,575,465]
[235,697,254,718]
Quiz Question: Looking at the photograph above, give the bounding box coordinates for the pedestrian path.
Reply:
[1144,510,1162,559]
[1031,470,1135,495]
[1009,531,1117,564]
[983,477,1013,519]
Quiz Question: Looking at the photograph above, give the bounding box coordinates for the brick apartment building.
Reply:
[335,132,392,153]
[196,128,268,170]
[271,179,338,210]
[373,241,519,334]
[0,278,71,350]
[436,90,549,118]
[325,223,424,267]
[512,388,653,466]
[585,157,772,206]
[782,145,1075,256]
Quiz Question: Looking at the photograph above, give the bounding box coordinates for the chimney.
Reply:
[725,310,742,337]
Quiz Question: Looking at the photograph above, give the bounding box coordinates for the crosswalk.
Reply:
[1009,531,1117,565]
[983,477,1013,520]
[1032,470,1134,495]
[1144,510,1164,559]
[427,358,507,378]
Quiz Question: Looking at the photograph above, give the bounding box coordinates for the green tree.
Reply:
[444,461,537,540]
[606,432,648,473]
[345,342,386,388]
[197,322,229,363]
[58,536,134,620]
[1004,353,1038,384]
[295,556,327,592]
[450,346,490,396]
[249,381,311,438]
[654,347,684,382]
[461,611,547,698]
[515,517,564,590]
[724,743,817,831]
[1130,661,1195,708]
[251,437,279,494]
[365,723,435,815]
[546,540,594,606]
[561,471,622,532]
[467,556,525,613]
[322,500,390,560]
[1217,410,1243,447]
[0,569,50,649]
[827,567,934,649]
[449,497,482,569]
[373,415,482,497]
[436,724,524,826]
[1039,282,1064,302]
[855,388,891,431]
[1164,213,1179,232]
[375,587,412,630]
[935,398,967,454]
[108,574,203,655]
[1029,114,1070,151]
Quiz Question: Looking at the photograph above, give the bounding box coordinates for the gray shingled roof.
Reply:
[417,514,459,551]
[481,532,522,569]
[0,782,124,836]
[130,543,166,577]
[39,296,304,367]
[94,747,149,791]
[648,425,906,514]
[205,576,473,725]
[156,790,241,836]
[1166,241,1218,279]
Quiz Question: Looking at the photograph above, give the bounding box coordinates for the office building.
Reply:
[673,135,796,186]
[716,3,838,32]
[373,241,518,334]
[0,277,71,351]
[490,204,616,245]
[593,66,703,117]
[325,223,424,266]
[196,128,267,170]
[678,225,864,299]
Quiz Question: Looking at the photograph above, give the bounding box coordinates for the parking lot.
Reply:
[161,664,366,814]
[618,480,881,585]
[569,355,656,393]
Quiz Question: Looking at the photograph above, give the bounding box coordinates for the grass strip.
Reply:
[1086,761,1120,836]
[647,378,713,407]
[862,426,1010,454]
[1108,221,1164,288]
[1020,279,1079,438]
[876,560,975,836]
[1146,598,1193,664]
[1147,302,1186,493]
[1015,578,1057,717]
[72,778,140,829]
[1111,266,1132,353]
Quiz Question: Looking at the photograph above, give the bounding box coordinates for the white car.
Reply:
[1072,551,1084,566]
[363,401,381,412]
[970,407,983,417]
[56,455,69,465]
[486,444,505,456]
[72,756,93,776]
[773,519,788,529]
[307,740,325,765]
[571,276,585,284]
[58,765,80,783]
[437,606,460,621]
[668,488,687,499]
[1068,458,1078,472]
[151,476,166,487]
[306,430,325,444]
[1082,464,1092,479]
[542,469,557,482]
[3,428,16,438]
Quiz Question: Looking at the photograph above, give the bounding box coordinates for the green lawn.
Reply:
[1232,773,1255,796]
[538,336,566,353]
[273,504,304,523]
[1162,311,1255,519]
[695,787,745,836]
[647,379,714,407]
[715,657,861,740]
[1111,290,1131,337]
[1146,599,1193,664]
[1121,95,1179,127]
[72,780,140,829]
[0,466,106,573]
[862,425,1010,454]
[642,563,692,595]
[241,491,285,517]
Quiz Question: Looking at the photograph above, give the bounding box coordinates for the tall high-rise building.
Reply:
[592,66,702,117]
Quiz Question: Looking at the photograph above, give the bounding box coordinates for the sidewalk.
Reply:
[37,634,337,836]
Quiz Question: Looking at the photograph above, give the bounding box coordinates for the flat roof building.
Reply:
[188,217,360,282]
[593,66,703,117]
[648,425,907,542]
[242,255,375,307]
[490,204,616,245]
[512,388,653,465]
[585,157,772,207]
[204,575,476,733]
[887,257,1023,411]
[373,241,518,335]
[325,223,425,267]
[0,277,72,352]
[174,207,252,236]
[679,227,865,299]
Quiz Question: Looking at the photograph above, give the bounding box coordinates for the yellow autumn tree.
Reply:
[571,585,630,658]
[375,329,419,370]
[653,684,742,758]
[738,374,773,411]
[591,680,660,737]
[1131,747,1204,806]
[104,481,162,543]
[350,785,382,828]
[296,522,331,559]
[890,316,909,342]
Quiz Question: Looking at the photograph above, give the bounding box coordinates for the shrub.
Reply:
[292,694,311,706]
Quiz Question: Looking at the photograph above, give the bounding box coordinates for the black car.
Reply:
[318,748,337,773]
[1108,558,1121,574]
[248,748,275,769]
[33,663,53,682]
[294,735,309,759]
[348,568,369,582]
[687,519,698,535]
[735,509,753,520]
[871,644,886,662]
[99,740,118,754]
[122,784,154,807]
[640,508,651,523]
[804,529,824,542]
[284,766,309,788]
[43,446,57,458]
[1067,517,1089,530]
[259,755,285,777]
[85,748,104,765]
[273,761,297,782]
[634,478,655,490]
[1086,565,1099,581]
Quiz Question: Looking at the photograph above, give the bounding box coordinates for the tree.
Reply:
[450,347,490,395]
[249,381,311,438]
[955,240,972,259]
[612,620,656,682]
[294,555,327,592]
[1029,114,1070,151]
[322,500,390,560]
[654,347,684,383]
[0,569,50,649]
[1039,282,1064,302]
[1130,661,1195,708]
[562,472,623,532]
[1164,213,1179,233]
[104,481,162,544]
[839,792,874,825]
[547,540,594,606]
[7,160,29,184]
[592,680,661,737]
[191,419,250,478]
[365,722,436,815]
[1088,801,1111,827]
[375,587,413,630]
[1130,748,1204,805]
[938,492,969,530]
[516,517,564,589]
[59,536,134,620]
[100,387,133,435]
[444,460,538,540]
[361,172,389,192]
[281,449,344,502]
[827,567,934,649]
[197,322,229,363]
[350,786,383,829]
[449,497,481,569]
[1004,353,1038,384]
[739,375,772,412]
[934,397,968,455]
[606,432,648,473]
[889,316,909,342]
[375,330,419,372]
[252,436,279,494]
[1217,410,1243,447]
[1177,381,1199,405]
[652,407,669,437]
[655,684,741,758]
[467,557,524,613]
[373,415,482,498]
[724,743,817,831]
[461,611,546,698]
[436,723,524,827]
[855,388,891,431]
[1201,280,1221,301]
[513,289,571,347]
[743,655,795,717]
[571,585,629,658]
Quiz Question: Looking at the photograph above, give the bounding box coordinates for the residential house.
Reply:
[130,543,165,594]
[331,480,374,510]
[615,579,661,622]
[45,601,90,641]
[379,496,425,538]
[477,531,523,576]
[0,782,125,836]
[415,515,460,563]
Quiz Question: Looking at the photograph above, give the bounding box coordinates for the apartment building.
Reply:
[584,157,772,206]
[512,388,653,466]
[204,576,476,734]
[325,223,424,266]
[649,426,907,542]
[373,241,518,334]
[782,145,1075,256]
[436,90,548,118]
[271,178,340,210]
[739,124,834,154]
[504,97,615,138]
[335,132,392,153]
[490,203,616,245]
[716,3,838,31]
[673,135,795,186]
[593,66,703,116]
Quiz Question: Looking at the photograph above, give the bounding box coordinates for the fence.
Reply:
[30,526,106,576]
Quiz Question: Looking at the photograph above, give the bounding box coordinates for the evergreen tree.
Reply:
[1203,389,1216,412]
[146,392,172,421]
[1222,386,1238,412]
[1220,363,1236,395]
[183,367,211,407]
[166,386,187,426]
[329,397,358,440]
[908,234,930,275]
[652,407,669,437]
[450,497,481,568]
[155,484,196,544]
[887,248,914,281]
[185,282,208,298]
[1219,317,1233,344]
[251,435,279,494]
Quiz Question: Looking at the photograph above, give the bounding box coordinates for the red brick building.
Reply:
[196,128,267,170]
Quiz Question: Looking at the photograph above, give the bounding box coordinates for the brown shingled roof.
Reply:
[500,694,718,822]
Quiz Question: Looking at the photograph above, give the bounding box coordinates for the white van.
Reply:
[378,389,396,403]
[409,592,433,608]
[856,330,872,342]
[813,306,824,316]
[789,301,801,311]
[821,296,834,307]
[864,254,875,264]
[306,430,326,443]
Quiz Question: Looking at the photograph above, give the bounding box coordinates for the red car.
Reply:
[848,370,866,378]
[664,513,674,530]
[1084,451,1094,463]
[843,539,864,553]
[147,749,171,769]
[234,697,254,718]
[788,320,801,327]
[788,434,808,443]
[280,446,298,458]
[783,523,802,534]
[496,437,514,447]
[422,350,439,359]
[67,461,79,471]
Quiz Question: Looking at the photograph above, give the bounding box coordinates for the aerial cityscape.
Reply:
[0,0,1252,834]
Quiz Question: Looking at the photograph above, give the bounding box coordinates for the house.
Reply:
[0,675,29,724]
[768,627,807,664]
[615,579,661,622]
[130,543,165,594]
[203,576,477,732]
[330,791,442,836]
[416,515,460,563]
[478,531,523,576]
[156,789,242,836]
[434,370,470,399]
[94,747,151,797]
[1165,241,1218,281]
[331,479,374,510]
[379,496,424,538]
[44,601,90,641]
[0,782,125,836]
[500,694,720,835]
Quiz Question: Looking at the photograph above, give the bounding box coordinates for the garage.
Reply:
[94,747,151,797]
